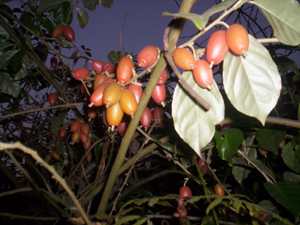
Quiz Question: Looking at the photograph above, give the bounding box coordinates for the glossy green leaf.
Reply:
[215,128,244,161]
[82,0,97,10]
[0,72,21,98]
[172,71,224,156]
[77,8,89,28]
[282,142,300,173]
[265,182,300,216]
[256,129,285,154]
[162,12,205,30]
[223,35,281,125]
[38,0,70,12]
[252,0,300,45]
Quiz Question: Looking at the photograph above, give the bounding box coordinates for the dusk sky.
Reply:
[72,0,214,60]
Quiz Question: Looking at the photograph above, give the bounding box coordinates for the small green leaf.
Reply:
[223,35,281,125]
[53,2,73,25]
[282,142,300,173]
[206,197,223,214]
[252,0,300,45]
[82,0,98,10]
[77,8,89,28]
[232,164,251,184]
[162,12,205,30]
[38,0,70,12]
[0,72,21,98]
[215,128,244,161]
[256,129,285,154]
[172,71,225,156]
[265,182,300,216]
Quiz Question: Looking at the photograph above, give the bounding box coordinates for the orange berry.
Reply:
[103,82,123,107]
[106,102,124,126]
[172,47,195,70]
[226,24,249,55]
[137,45,160,69]
[192,60,213,90]
[206,30,228,65]
[116,55,134,84]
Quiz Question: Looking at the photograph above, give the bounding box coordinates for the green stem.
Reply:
[95,0,197,217]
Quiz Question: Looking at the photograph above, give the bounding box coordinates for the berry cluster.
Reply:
[172,23,249,90]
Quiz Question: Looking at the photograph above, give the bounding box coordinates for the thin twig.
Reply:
[0,142,92,225]
[258,38,280,44]
[0,102,82,121]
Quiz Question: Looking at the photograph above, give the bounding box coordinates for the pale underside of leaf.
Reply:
[252,0,300,45]
[172,72,224,156]
[223,35,281,125]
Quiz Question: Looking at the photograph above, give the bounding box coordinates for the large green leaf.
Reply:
[252,0,300,46]
[0,72,21,98]
[162,12,205,30]
[265,182,300,216]
[215,128,244,161]
[172,71,224,156]
[0,49,19,69]
[223,35,281,125]
[282,142,300,173]
[256,129,285,154]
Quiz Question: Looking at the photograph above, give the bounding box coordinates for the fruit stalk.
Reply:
[95,0,197,217]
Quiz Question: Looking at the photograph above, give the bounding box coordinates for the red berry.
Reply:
[70,120,82,133]
[91,60,104,73]
[151,84,166,106]
[72,67,89,81]
[117,121,127,136]
[214,184,225,197]
[179,185,192,199]
[192,60,213,90]
[103,62,115,73]
[90,82,110,107]
[117,55,134,84]
[52,25,65,39]
[206,30,228,65]
[47,93,58,105]
[157,69,169,85]
[128,83,143,103]
[226,24,249,56]
[140,107,152,130]
[94,74,112,90]
[137,45,160,69]
[63,26,75,42]
[197,158,208,175]
[172,48,195,70]
[152,107,164,127]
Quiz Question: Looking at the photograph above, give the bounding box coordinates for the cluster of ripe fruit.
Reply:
[71,45,168,129]
[175,184,193,219]
[52,24,75,42]
[172,23,249,89]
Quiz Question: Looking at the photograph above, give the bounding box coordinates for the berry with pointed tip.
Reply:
[152,107,164,127]
[179,185,192,199]
[47,93,58,105]
[206,30,228,65]
[151,84,166,106]
[117,121,127,136]
[137,45,160,69]
[91,60,104,73]
[128,83,143,103]
[214,184,225,196]
[93,74,112,90]
[103,62,115,73]
[106,102,124,126]
[63,26,75,42]
[52,25,65,39]
[72,67,89,81]
[90,81,112,107]
[103,82,123,107]
[117,55,134,84]
[120,89,138,117]
[157,69,169,85]
[226,24,249,56]
[172,47,195,70]
[192,60,213,90]
[140,107,152,130]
